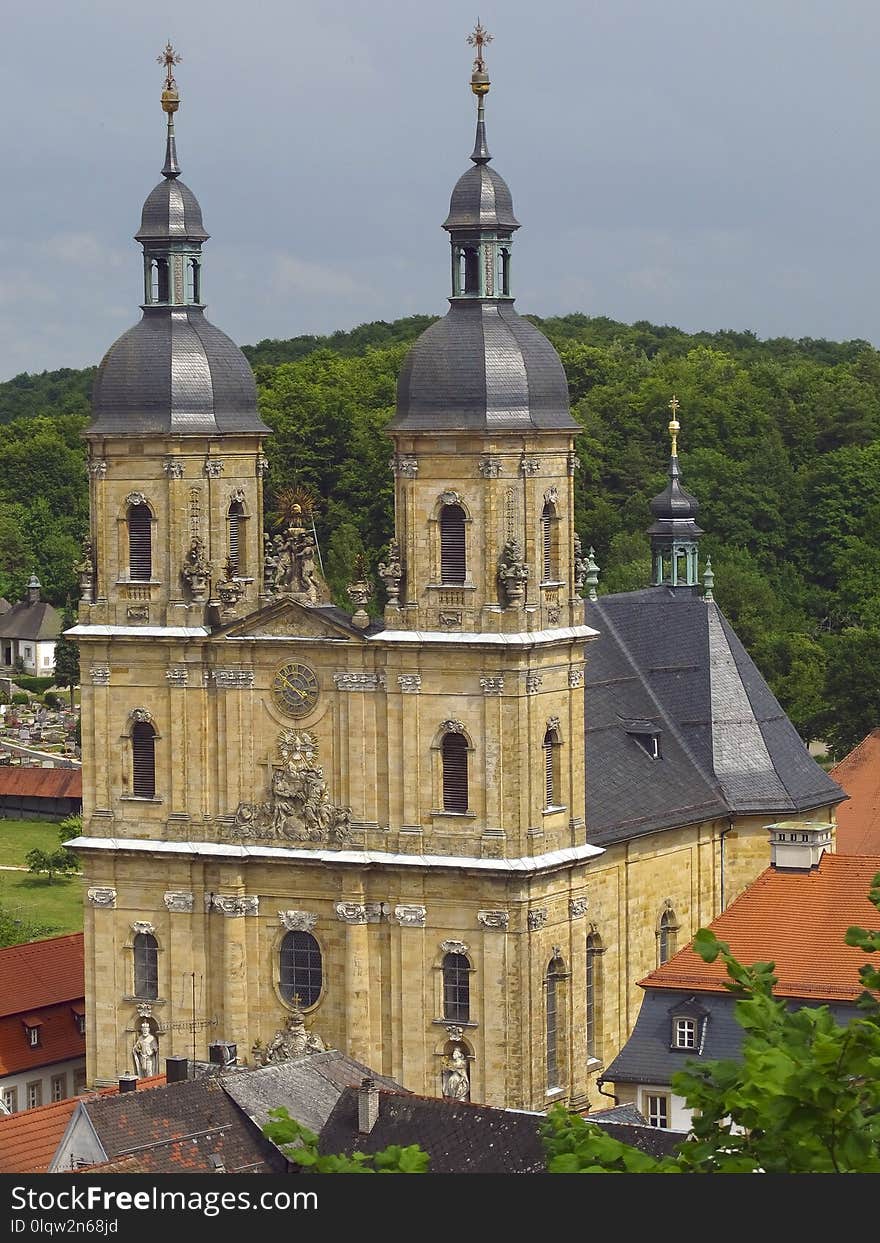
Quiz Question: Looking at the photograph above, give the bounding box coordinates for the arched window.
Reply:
[441,732,468,813]
[186,258,201,303]
[279,931,322,1007]
[442,952,470,1023]
[501,248,511,296]
[546,955,566,1090]
[133,933,158,1000]
[464,248,479,295]
[131,721,156,798]
[543,725,561,809]
[227,500,245,576]
[658,906,679,965]
[156,258,169,303]
[440,504,466,585]
[541,501,560,582]
[128,503,152,581]
[586,932,603,1059]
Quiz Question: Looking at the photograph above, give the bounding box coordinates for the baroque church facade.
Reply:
[70,42,842,1112]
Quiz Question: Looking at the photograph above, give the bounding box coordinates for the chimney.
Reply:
[208,1040,237,1068]
[118,1074,138,1093]
[165,1055,189,1083]
[768,821,833,870]
[358,1077,379,1135]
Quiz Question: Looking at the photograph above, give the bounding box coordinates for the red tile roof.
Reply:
[0,934,84,1018]
[0,1077,165,1174]
[0,1003,85,1076]
[640,852,880,1002]
[0,768,82,799]
[830,730,880,855]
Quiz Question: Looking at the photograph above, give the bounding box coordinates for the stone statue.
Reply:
[498,537,529,605]
[271,507,325,603]
[181,536,212,602]
[74,537,95,604]
[232,731,352,846]
[378,538,403,608]
[442,1045,470,1101]
[132,1019,159,1078]
[260,1004,326,1065]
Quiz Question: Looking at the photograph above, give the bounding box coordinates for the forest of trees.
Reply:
[1,311,878,758]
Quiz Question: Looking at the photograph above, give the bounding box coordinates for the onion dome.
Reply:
[88,46,267,438]
[391,26,575,435]
[647,397,704,589]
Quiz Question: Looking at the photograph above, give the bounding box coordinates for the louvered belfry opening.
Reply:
[128,503,152,581]
[442,732,468,813]
[543,727,560,808]
[440,504,466,584]
[131,722,156,798]
[227,500,244,575]
[541,501,558,582]
[133,933,159,1000]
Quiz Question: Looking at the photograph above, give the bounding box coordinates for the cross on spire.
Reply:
[668,394,681,457]
[467,20,493,72]
[157,41,182,91]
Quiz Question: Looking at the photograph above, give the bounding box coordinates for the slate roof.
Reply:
[582,590,843,844]
[71,1077,283,1175]
[318,1088,685,1172]
[0,599,62,643]
[830,730,880,855]
[221,1049,408,1135]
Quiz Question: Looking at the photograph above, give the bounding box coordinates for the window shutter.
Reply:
[542,510,552,580]
[131,722,156,799]
[128,504,152,581]
[440,505,466,585]
[442,733,468,813]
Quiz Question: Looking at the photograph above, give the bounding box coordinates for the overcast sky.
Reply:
[2,0,879,379]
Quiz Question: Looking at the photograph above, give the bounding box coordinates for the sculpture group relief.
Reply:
[264,507,329,604]
[231,731,351,846]
[252,1003,326,1066]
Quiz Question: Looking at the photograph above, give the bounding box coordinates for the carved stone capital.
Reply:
[478,909,509,931]
[279,909,318,933]
[569,897,589,919]
[212,895,259,917]
[478,457,503,478]
[440,939,469,955]
[395,904,427,928]
[163,459,185,479]
[131,921,156,936]
[568,451,580,475]
[333,673,382,692]
[90,666,111,686]
[87,887,117,908]
[391,454,419,478]
[526,673,543,694]
[165,667,188,687]
[88,459,107,479]
[520,459,540,477]
[397,674,422,694]
[527,907,548,931]
[479,676,504,695]
[335,901,383,925]
[257,455,270,477]
[164,891,194,913]
[569,667,584,689]
[213,669,255,689]
[204,459,224,478]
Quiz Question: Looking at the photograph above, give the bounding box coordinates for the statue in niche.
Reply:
[258,1002,326,1065]
[132,1019,159,1078]
[498,537,529,605]
[181,536,212,602]
[442,1044,470,1101]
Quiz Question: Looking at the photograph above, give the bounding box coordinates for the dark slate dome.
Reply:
[443,164,519,232]
[648,458,701,520]
[391,300,577,433]
[89,307,269,436]
[136,178,209,243]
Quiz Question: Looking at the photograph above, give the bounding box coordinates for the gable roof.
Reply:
[640,851,880,1001]
[62,1077,282,1175]
[830,730,880,855]
[0,600,62,643]
[0,768,82,800]
[318,1088,685,1172]
[583,590,843,844]
[221,597,383,643]
[0,934,84,1017]
[221,1049,408,1135]
[0,1001,85,1076]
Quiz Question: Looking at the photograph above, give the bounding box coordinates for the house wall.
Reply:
[0,1057,86,1115]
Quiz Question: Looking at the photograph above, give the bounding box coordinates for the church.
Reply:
[69,34,842,1112]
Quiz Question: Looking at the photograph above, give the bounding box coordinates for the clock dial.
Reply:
[271,662,320,719]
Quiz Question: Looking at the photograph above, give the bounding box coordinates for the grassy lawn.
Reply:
[0,817,84,937]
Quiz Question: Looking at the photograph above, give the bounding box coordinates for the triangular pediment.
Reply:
[217,598,367,642]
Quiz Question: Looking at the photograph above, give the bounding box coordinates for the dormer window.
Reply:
[673,1016,697,1049]
[71,1006,86,1038]
[622,720,662,760]
[22,1020,42,1048]
[668,998,708,1052]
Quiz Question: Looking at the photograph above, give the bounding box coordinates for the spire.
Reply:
[467,21,492,164]
[158,41,182,179]
[647,397,704,589]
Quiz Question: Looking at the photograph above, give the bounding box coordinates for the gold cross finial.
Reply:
[467,20,493,71]
[668,395,681,456]
[157,41,182,91]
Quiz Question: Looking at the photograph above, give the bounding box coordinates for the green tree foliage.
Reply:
[541,876,880,1173]
[262,1107,429,1173]
[2,313,880,749]
[24,847,79,884]
[0,905,57,948]
[53,609,80,707]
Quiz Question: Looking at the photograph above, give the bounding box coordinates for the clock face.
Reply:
[271,663,320,718]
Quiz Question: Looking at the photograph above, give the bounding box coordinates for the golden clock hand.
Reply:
[279,673,307,701]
